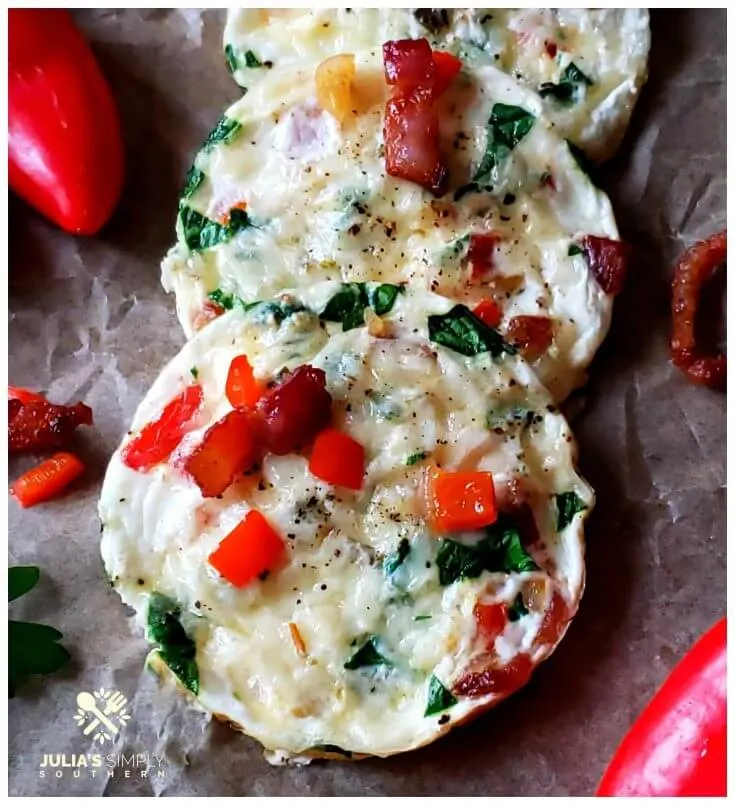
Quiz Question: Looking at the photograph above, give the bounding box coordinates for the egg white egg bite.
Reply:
[163,51,623,401]
[223,8,649,161]
[100,284,592,763]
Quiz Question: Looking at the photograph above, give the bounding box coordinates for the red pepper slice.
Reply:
[506,315,554,360]
[474,602,507,645]
[8,10,124,234]
[309,428,366,490]
[226,355,263,409]
[183,409,261,498]
[431,50,463,97]
[472,299,503,329]
[425,466,498,533]
[468,233,500,279]
[597,618,726,797]
[122,385,203,471]
[209,510,285,587]
[581,235,629,296]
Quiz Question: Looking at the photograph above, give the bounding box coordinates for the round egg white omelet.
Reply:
[223,7,649,161]
[99,284,593,762]
[163,50,624,401]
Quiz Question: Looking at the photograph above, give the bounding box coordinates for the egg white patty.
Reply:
[223,7,649,161]
[163,51,620,401]
[100,285,592,761]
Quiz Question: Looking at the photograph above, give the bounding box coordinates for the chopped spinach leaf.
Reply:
[405,451,429,466]
[202,116,242,151]
[251,299,308,324]
[244,50,263,68]
[344,636,392,670]
[384,538,411,575]
[436,514,538,586]
[568,243,583,256]
[189,366,199,379]
[320,283,368,331]
[311,744,353,758]
[207,288,238,310]
[224,44,238,73]
[539,62,593,104]
[474,103,535,182]
[555,491,587,531]
[508,593,529,622]
[147,592,199,695]
[368,283,403,316]
[414,8,450,34]
[181,166,204,200]
[180,205,253,252]
[425,675,457,716]
[9,566,40,602]
[428,304,516,358]
[414,614,432,622]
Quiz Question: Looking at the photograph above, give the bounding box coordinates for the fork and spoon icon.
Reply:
[76,690,128,736]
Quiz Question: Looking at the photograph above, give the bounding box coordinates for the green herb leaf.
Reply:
[384,538,411,576]
[224,44,239,73]
[181,166,204,200]
[508,593,529,622]
[405,451,429,466]
[414,614,432,621]
[147,593,199,695]
[425,675,457,716]
[9,621,71,697]
[320,283,368,331]
[568,243,583,256]
[180,206,253,252]
[202,116,242,150]
[9,566,40,602]
[344,636,392,670]
[555,491,587,531]
[436,514,538,586]
[207,288,237,310]
[474,103,535,182]
[539,62,593,104]
[428,304,515,358]
[189,366,199,379]
[368,283,402,316]
[244,50,263,68]
[310,744,353,758]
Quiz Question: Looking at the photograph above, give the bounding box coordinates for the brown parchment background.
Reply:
[8,9,725,796]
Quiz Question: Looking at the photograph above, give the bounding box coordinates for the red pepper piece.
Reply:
[581,235,629,295]
[472,298,503,329]
[122,385,203,471]
[183,409,262,498]
[453,653,534,698]
[309,428,366,490]
[506,315,554,360]
[209,510,285,587]
[226,355,264,409]
[256,365,332,455]
[597,618,726,797]
[468,233,500,279]
[474,602,507,645]
[8,10,124,234]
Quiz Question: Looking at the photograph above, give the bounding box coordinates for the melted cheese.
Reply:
[99,285,591,760]
[162,53,619,401]
[223,8,649,160]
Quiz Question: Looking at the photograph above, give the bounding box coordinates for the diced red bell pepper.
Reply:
[122,384,203,471]
[581,235,629,296]
[425,466,498,533]
[473,299,503,329]
[209,510,285,587]
[383,38,435,89]
[11,451,84,508]
[474,602,507,644]
[506,315,554,360]
[309,427,366,490]
[256,365,332,455]
[431,50,463,97]
[183,409,261,498]
[468,233,500,279]
[226,355,263,409]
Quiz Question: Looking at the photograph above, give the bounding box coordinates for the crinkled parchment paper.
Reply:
[8,9,725,796]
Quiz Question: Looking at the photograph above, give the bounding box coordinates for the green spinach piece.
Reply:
[208,288,238,310]
[181,166,204,200]
[251,299,308,324]
[436,515,538,586]
[428,304,515,358]
[384,538,411,576]
[147,593,199,695]
[474,103,535,182]
[555,492,587,532]
[414,614,432,622]
[539,62,593,104]
[508,593,529,622]
[424,675,457,716]
[568,243,583,256]
[202,116,242,151]
[244,50,263,68]
[368,283,403,316]
[320,283,402,330]
[344,636,392,670]
[9,567,70,697]
[224,44,239,73]
[405,451,429,466]
[180,206,253,252]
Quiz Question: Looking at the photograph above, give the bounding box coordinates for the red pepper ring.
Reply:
[671,230,726,389]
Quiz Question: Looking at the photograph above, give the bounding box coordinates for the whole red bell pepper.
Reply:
[8,9,124,234]
[597,617,726,797]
